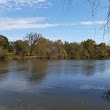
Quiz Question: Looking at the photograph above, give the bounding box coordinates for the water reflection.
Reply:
[64,60,106,77]
[0,60,110,110]
[10,60,48,83]
[81,60,106,77]
[0,60,49,93]
[0,61,9,81]
[27,60,48,83]
[0,104,45,110]
[80,85,106,90]
[102,90,110,102]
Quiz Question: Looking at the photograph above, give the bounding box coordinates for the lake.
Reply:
[0,60,110,110]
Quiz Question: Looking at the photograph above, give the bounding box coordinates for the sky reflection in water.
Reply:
[0,60,110,110]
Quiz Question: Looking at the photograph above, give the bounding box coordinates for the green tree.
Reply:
[49,40,67,59]
[8,42,15,52]
[14,40,29,57]
[98,43,108,58]
[0,35,9,49]
[64,42,83,59]
[35,37,51,59]
[81,39,96,58]
[0,35,9,60]
[0,47,7,60]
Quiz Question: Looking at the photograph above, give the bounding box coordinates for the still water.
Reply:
[0,60,110,110]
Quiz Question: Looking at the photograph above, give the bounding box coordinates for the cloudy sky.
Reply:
[0,0,109,43]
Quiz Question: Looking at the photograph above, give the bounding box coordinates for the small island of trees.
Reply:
[0,32,110,60]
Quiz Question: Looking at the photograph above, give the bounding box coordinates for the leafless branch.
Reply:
[64,0,110,42]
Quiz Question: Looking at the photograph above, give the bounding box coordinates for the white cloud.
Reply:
[0,0,46,4]
[0,17,106,31]
[80,21,106,25]
[0,0,50,12]
[0,17,60,30]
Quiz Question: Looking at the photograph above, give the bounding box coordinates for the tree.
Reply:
[8,42,15,52]
[0,33,110,60]
[0,47,7,60]
[14,40,29,57]
[49,40,67,59]
[64,42,83,59]
[98,43,108,58]
[0,35,9,49]
[81,39,96,58]
[35,37,51,59]
[26,32,42,56]
[0,35,9,60]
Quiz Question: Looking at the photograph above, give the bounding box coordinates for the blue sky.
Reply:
[0,0,109,43]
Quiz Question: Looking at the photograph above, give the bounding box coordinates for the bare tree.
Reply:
[26,33,42,56]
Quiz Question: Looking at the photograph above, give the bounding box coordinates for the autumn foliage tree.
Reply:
[0,35,9,60]
[0,33,110,60]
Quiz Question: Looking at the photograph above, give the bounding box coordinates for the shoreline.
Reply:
[4,54,110,61]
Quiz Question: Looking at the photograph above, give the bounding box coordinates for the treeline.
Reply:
[0,33,110,60]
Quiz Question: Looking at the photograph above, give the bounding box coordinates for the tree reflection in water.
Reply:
[0,61,9,82]
[102,90,110,102]
[27,60,48,84]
